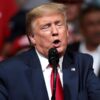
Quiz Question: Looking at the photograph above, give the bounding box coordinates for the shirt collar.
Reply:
[36,49,63,72]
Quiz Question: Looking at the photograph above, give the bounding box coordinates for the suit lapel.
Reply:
[62,52,79,100]
[21,49,49,100]
[31,67,49,100]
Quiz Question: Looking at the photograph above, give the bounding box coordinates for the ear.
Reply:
[29,34,36,45]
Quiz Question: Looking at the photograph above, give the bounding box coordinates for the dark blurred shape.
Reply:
[8,10,27,42]
[79,4,100,47]
[79,4,100,26]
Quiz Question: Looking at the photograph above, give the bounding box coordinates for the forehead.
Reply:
[32,13,65,26]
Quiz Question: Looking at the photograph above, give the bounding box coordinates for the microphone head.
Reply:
[48,48,59,66]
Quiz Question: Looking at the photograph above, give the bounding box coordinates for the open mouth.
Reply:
[53,40,60,44]
[53,39,60,47]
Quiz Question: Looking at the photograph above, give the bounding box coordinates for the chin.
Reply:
[56,47,65,57]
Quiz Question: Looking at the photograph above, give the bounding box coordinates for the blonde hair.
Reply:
[26,3,67,35]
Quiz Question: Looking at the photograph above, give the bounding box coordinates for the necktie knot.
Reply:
[49,64,60,69]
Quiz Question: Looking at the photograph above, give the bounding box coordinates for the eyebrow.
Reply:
[41,23,51,28]
[40,19,64,27]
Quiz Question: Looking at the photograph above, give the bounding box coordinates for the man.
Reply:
[67,4,100,77]
[0,3,100,100]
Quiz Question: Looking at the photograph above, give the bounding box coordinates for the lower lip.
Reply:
[53,42,61,48]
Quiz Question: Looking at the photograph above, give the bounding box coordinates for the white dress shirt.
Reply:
[79,42,100,76]
[36,50,63,100]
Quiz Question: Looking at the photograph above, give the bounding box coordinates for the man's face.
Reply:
[30,13,68,57]
[81,11,100,45]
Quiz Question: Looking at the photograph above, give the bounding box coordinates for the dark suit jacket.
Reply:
[67,42,80,53]
[67,42,100,78]
[0,48,100,100]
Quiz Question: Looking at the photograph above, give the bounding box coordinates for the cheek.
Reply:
[63,37,68,46]
[63,32,68,44]
[61,29,68,40]
[35,33,51,47]
[60,34,68,48]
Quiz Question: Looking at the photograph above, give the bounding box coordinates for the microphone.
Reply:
[48,48,59,69]
[48,48,59,100]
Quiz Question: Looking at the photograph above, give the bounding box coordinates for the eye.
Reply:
[55,21,64,26]
[41,23,51,30]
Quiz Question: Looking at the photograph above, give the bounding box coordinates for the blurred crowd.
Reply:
[0,0,100,76]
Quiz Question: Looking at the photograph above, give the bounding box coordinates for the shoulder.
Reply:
[0,49,35,73]
[0,48,38,82]
[73,51,93,67]
[71,52,93,77]
[65,50,93,70]
[74,52,93,63]
[66,50,93,63]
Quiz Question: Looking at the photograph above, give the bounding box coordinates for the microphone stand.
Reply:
[48,48,59,100]
[51,64,57,100]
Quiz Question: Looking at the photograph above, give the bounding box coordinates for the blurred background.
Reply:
[0,0,100,76]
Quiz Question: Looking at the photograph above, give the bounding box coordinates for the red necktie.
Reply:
[50,67,64,100]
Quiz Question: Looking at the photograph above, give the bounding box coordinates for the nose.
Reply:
[51,24,58,36]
